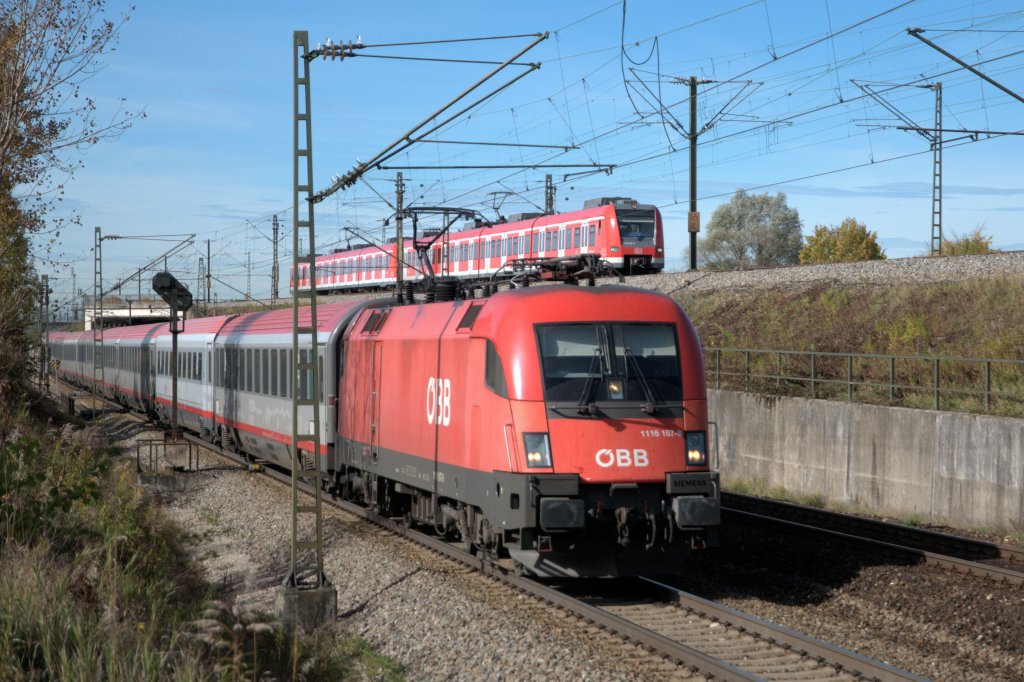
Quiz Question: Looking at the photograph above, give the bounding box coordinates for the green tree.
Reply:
[0,0,139,407]
[799,217,886,264]
[694,189,803,270]
[939,226,994,256]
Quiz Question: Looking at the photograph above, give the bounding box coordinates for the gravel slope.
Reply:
[630,251,1024,295]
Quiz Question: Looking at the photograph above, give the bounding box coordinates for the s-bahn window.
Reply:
[298,350,308,400]
[617,208,656,246]
[535,323,682,404]
[484,340,509,398]
[589,225,596,246]
[574,226,581,248]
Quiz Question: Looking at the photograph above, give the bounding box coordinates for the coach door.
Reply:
[370,341,383,461]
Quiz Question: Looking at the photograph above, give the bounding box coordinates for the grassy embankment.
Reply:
[0,399,403,681]
[676,274,1024,417]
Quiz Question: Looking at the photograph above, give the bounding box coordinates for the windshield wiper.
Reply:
[624,348,658,415]
[576,348,604,415]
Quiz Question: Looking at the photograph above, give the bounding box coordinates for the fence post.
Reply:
[985,360,991,411]
[847,354,853,401]
[744,350,750,388]
[776,352,781,389]
[716,349,721,389]
[889,356,895,404]
[810,353,817,399]
[934,358,940,410]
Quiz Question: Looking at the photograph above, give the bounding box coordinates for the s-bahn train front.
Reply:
[589,197,665,275]
[472,285,719,577]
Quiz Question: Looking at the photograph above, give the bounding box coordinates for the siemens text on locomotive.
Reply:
[292,197,665,293]
[51,285,719,577]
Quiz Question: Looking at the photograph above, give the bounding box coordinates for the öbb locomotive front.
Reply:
[336,285,718,577]
[51,285,719,578]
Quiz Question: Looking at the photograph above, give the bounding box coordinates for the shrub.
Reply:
[799,218,886,264]
[939,227,994,256]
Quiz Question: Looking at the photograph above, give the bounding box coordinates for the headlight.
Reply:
[523,432,552,468]
[685,431,706,466]
[610,246,620,253]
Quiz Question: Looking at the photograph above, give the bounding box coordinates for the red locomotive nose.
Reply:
[547,417,688,484]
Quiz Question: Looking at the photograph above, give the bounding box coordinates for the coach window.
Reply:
[280,350,288,398]
[242,349,250,392]
[261,349,269,395]
[252,351,259,393]
[574,226,581,248]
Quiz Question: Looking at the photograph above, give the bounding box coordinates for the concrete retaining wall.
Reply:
[708,389,1024,531]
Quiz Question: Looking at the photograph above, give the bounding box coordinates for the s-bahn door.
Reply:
[370,341,383,461]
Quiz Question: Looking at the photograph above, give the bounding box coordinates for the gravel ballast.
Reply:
[154,448,696,681]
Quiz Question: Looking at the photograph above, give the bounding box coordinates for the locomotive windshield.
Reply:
[616,208,657,246]
[536,323,682,404]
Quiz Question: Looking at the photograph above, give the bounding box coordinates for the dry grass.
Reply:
[679,275,1024,415]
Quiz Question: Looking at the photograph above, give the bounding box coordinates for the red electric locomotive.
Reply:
[293,197,666,294]
[51,283,718,578]
[334,284,719,578]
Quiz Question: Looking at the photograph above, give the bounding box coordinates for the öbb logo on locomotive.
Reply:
[594,448,650,468]
[50,284,720,578]
[425,376,451,426]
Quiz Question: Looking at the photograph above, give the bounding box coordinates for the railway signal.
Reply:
[152,271,193,442]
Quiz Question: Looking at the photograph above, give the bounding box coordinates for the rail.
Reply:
[706,347,1024,416]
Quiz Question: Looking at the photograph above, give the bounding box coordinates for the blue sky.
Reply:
[35,0,1024,304]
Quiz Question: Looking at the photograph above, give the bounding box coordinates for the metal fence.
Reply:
[706,347,1024,416]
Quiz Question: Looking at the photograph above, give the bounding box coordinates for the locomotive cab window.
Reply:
[484,340,509,398]
[535,323,682,405]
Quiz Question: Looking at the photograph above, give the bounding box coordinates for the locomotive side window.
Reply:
[536,323,681,404]
[484,340,509,398]
[589,225,596,245]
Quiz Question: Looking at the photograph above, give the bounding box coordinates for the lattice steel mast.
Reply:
[286,30,328,596]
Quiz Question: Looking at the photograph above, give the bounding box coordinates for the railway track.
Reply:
[722,492,1024,586]
[178,432,924,682]
[52,379,927,680]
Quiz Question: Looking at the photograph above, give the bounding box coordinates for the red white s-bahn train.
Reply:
[293,197,666,293]
[50,284,719,577]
